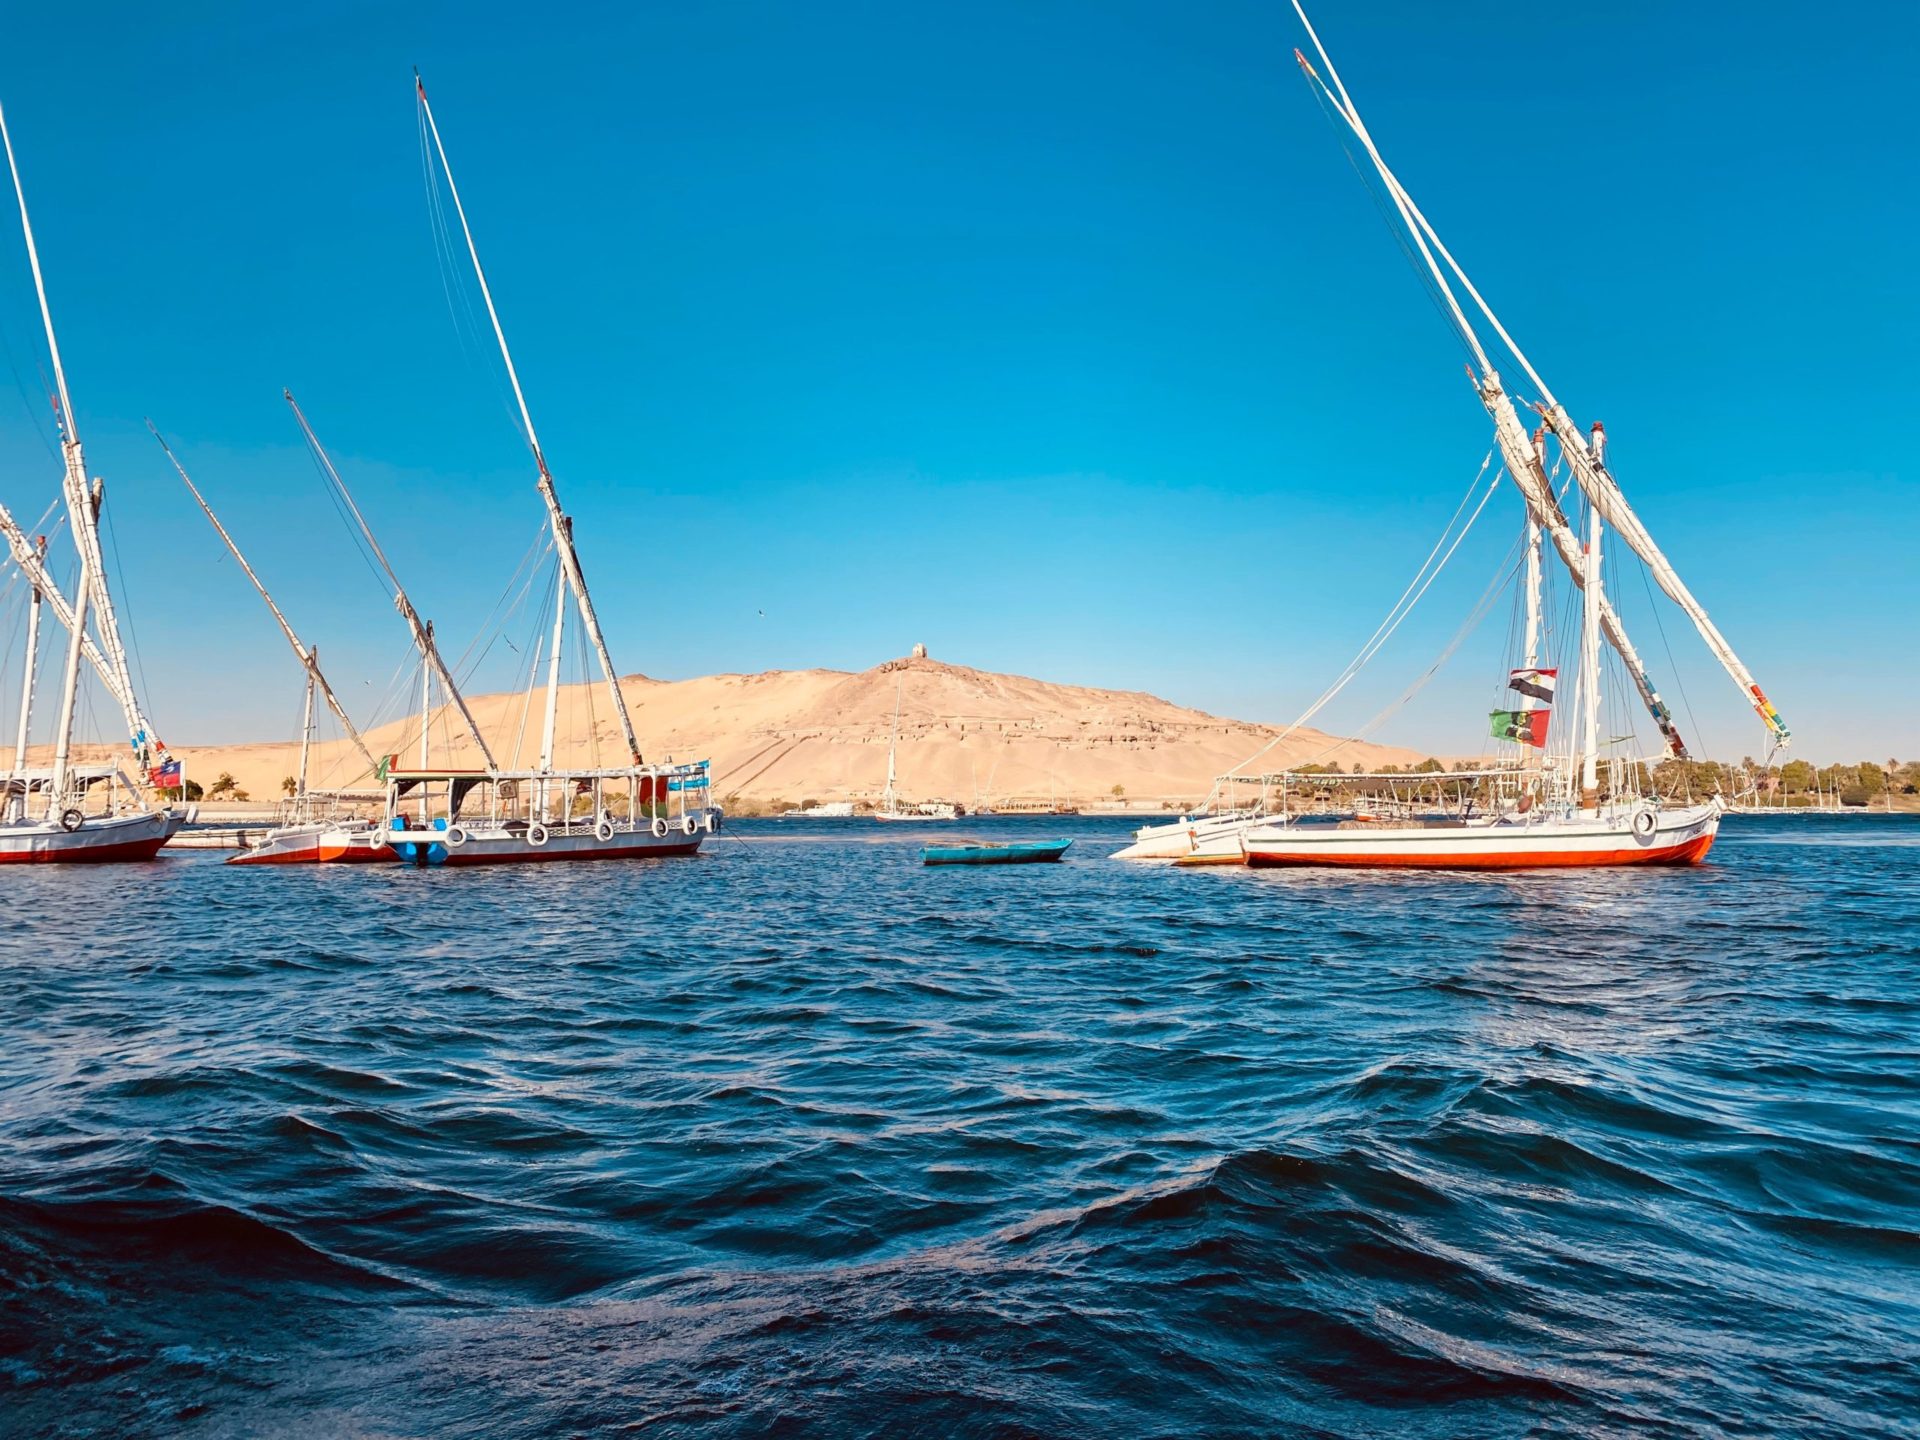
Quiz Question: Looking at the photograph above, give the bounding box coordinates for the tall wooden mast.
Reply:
[1288,19,1688,759]
[414,72,645,766]
[1290,2,1788,751]
[1,100,164,774]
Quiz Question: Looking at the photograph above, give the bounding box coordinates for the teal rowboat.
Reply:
[921,839,1073,866]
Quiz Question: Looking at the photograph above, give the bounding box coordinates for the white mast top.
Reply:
[414,71,646,766]
[0,103,77,446]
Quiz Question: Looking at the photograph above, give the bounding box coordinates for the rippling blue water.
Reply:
[2,813,1916,1437]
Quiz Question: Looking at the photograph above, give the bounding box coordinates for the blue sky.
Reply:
[0,1,1911,763]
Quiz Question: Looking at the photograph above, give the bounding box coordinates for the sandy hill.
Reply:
[133,653,1425,812]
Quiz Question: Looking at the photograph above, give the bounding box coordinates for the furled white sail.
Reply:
[1289,2,1787,749]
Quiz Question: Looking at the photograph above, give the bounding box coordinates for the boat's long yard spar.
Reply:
[0,501,122,704]
[415,72,646,768]
[150,423,381,779]
[284,390,498,772]
[1,101,167,775]
[1289,0,1788,753]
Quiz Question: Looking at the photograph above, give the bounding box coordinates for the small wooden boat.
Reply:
[921,838,1072,866]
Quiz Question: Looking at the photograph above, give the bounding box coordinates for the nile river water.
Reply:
[2,813,1916,1438]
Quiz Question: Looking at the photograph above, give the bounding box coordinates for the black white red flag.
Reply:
[1508,668,1557,703]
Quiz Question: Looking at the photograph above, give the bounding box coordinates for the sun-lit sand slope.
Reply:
[164,655,1426,810]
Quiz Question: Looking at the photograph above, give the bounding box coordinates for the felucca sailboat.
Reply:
[1125,5,1788,870]
[873,669,957,821]
[376,75,718,866]
[0,103,181,862]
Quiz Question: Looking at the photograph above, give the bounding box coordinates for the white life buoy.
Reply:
[445,825,468,847]
[650,817,668,839]
[594,818,615,842]
[58,808,83,833]
[1631,806,1658,844]
[527,823,550,847]
[681,813,698,837]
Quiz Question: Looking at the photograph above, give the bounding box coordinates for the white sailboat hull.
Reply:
[0,810,171,864]
[1111,810,1265,861]
[1238,803,1719,871]
[874,804,959,822]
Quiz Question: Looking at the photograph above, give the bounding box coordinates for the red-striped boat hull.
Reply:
[1245,830,1715,870]
[0,813,172,864]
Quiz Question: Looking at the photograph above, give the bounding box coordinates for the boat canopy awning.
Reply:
[1217,765,1533,785]
[2,764,127,795]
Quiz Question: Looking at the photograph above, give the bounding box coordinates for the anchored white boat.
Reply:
[378,75,718,866]
[1114,808,1269,862]
[0,102,183,862]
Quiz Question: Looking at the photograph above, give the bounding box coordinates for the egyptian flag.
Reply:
[1509,667,1558,703]
[1489,709,1551,748]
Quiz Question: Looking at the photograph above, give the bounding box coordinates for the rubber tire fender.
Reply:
[650,817,669,839]
[58,808,83,833]
[681,813,699,837]
[527,822,550,847]
[1631,806,1658,844]
[594,818,615,842]
[445,825,468,847]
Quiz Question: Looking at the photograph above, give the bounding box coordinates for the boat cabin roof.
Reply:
[1,764,131,795]
[384,761,711,784]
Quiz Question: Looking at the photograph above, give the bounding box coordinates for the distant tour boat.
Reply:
[922,839,1072,866]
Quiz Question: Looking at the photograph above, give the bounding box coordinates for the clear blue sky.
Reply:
[0,1,1911,764]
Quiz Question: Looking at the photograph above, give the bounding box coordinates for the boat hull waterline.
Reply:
[388,824,707,867]
[227,823,396,866]
[1237,806,1719,871]
[0,811,171,864]
[1111,810,1266,862]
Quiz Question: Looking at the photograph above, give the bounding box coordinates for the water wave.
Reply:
[1,813,1915,1437]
